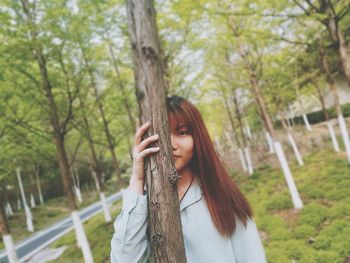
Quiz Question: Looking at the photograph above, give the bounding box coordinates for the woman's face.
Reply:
[169,122,194,174]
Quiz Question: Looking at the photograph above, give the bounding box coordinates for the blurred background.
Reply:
[0,0,349,262]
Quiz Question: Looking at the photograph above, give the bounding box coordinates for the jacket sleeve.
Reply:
[231,219,267,263]
[110,188,151,263]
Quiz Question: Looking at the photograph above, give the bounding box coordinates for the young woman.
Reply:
[111,96,267,263]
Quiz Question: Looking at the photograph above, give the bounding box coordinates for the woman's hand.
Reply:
[129,121,160,195]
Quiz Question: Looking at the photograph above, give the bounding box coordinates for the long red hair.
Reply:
[167,96,253,236]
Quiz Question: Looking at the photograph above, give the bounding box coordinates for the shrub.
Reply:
[328,199,350,219]
[314,220,350,257]
[269,227,293,241]
[314,250,342,263]
[266,191,293,211]
[259,215,287,233]
[293,224,316,239]
[324,184,349,201]
[297,203,328,228]
[302,184,325,199]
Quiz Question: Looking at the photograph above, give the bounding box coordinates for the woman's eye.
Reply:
[179,130,188,135]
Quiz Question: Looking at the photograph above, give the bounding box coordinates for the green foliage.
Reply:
[328,198,350,219]
[293,224,316,239]
[297,203,329,228]
[266,190,294,211]
[314,220,350,256]
[237,149,350,263]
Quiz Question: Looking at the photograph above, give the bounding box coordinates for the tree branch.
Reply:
[337,4,350,21]
[304,0,319,12]
[291,0,312,15]
[57,43,75,135]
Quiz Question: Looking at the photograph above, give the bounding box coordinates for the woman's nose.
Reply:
[170,134,177,150]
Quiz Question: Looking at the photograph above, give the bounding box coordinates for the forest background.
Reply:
[0,0,350,262]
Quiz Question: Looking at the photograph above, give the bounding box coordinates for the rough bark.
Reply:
[125,0,187,262]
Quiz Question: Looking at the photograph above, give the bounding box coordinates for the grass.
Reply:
[235,149,350,263]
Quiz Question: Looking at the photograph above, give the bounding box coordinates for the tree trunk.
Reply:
[240,50,303,209]
[337,30,350,85]
[2,191,12,216]
[20,1,93,261]
[17,199,21,211]
[0,200,19,263]
[273,93,304,167]
[314,80,330,121]
[221,89,248,172]
[0,200,10,235]
[279,112,304,166]
[322,0,350,85]
[314,80,340,152]
[321,49,350,163]
[243,117,252,140]
[90,168,112,222]
[288,104,295,127]
[82,50,122,182]
[35,166,44,205]
[70,167,82,203]
[29,173,36,208]
[16,168,34,232]
[232,92,254,175]
[265,130,275,154]
[6,203,13,216]
[225,132,247,172]
[298,93,312,131]
[125,0,187,262]
[79,96,106,193]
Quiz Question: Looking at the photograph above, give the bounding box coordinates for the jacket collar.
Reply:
[180,177,203,211]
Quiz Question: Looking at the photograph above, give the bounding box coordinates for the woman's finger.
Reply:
[134,121,150,145]
[140,147,160,158]
[137,134,159,151]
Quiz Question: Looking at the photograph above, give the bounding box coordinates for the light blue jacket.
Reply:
[110,178,267,263]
